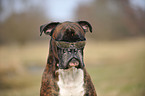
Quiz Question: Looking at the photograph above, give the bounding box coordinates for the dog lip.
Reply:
[57,58,81,69]
[57,47,84,69]
[69,58,79,67]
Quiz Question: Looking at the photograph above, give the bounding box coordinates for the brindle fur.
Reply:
[40,21,97,96]
[84,68,97,96]
[40,39,59,96]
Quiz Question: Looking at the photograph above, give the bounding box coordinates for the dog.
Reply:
[40,21,97,96]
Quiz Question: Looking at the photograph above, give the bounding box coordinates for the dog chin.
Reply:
[57,63,83,70]
[59,65,83,70]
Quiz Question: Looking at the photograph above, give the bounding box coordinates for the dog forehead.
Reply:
[52,22,85,39]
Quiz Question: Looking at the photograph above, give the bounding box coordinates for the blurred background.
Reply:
[0,0,145,96]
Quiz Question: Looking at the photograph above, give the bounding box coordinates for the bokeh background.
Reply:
[0,0,145,96]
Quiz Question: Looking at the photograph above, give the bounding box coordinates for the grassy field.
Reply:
[0,37,145,96]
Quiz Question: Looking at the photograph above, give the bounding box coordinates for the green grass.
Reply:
[0,37,145,96]
[86,56,145,96]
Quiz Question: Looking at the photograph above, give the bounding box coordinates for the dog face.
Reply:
[40,21,92,69]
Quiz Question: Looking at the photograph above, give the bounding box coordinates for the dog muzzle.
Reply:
[53,38,86,69]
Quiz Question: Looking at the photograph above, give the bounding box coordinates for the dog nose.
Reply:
[69,58,79,67]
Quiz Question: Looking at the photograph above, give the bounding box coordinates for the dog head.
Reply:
[40,21,92,69]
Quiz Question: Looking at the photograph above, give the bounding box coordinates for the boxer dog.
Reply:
[40,21,97,96]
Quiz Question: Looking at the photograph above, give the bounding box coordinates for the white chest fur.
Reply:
[57,67,85,96]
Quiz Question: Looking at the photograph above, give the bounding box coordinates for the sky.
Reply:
[129,0,145,10]
[0,0,93,22]
[0,0,145,22]
[44,0,93,21]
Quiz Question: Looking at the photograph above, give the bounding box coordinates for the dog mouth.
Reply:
[57,58,83,69]
[56,43,85,69]
[68,58,79,68]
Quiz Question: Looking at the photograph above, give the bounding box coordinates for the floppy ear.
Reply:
[77,21,92,33]
[40,22,60,36]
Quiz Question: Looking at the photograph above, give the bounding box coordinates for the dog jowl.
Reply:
[40,21,97,96]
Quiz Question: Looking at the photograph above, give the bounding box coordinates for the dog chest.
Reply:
[57,67,85,96]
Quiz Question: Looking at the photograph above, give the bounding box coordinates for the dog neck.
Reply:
[57,67,85,96]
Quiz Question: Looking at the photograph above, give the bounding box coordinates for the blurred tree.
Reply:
[0,5,49,45]
[77,0,145,40]
[120,0,145,36]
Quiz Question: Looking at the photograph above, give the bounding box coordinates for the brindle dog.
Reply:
[40,21,97,96]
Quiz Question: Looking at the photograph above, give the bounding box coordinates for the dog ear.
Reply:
[77,21,92,33]
[40,22,60,36]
